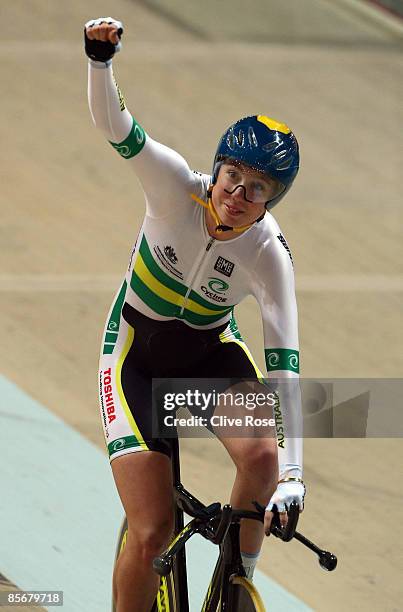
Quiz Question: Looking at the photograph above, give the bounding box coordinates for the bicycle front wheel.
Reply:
[229,576,266,612]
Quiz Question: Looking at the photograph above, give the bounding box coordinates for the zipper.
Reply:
[206,237,214,252]
[179,237,215,316]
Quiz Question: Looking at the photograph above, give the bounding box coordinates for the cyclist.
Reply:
[85,17,305,612]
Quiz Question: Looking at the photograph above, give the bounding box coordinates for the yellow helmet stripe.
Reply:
[257,115,291,135]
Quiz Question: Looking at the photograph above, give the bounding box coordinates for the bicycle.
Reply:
[113,437,337,611]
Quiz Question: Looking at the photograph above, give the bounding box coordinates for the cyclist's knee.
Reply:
[237,442,277,485]
[126,515,174,563]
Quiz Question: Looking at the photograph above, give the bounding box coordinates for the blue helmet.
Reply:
[212,115,299,210]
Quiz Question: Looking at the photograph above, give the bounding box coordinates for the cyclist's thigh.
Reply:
[193,333,263,425]
[200,337,277,476]
[98,296,175,534]
[112,451,174,531]
[98,300,171,462]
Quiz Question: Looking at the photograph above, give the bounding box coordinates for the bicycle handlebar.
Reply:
[253,500,299,542]
[293,530,337,571]
[153,503,259,576]
[153,500,337,577]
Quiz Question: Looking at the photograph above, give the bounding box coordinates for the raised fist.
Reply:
[84,17,123,63]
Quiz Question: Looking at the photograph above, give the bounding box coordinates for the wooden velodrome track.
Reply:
[2,0,402,610]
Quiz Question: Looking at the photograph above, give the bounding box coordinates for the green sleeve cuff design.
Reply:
[265,348,300,373]
[109,116,146,159]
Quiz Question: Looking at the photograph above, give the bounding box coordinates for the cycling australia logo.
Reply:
[266,350,299,373]
[112,438,126,452]
[113,144,131,158]
[154,244,183,280]
[201,277,229,303]
[111,125,145,158]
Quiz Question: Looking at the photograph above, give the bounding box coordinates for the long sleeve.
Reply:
[87,60,201,217]
[251,230,303,479]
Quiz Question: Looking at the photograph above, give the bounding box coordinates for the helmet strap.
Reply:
[190,187,264,234]
[190,192,228,233]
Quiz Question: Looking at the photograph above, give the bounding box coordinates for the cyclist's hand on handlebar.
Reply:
[264,481,305,536]
[84,17,123,62]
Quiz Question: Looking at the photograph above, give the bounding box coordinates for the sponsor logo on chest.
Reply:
[153,244,184,280]
[200,277,229,302]
[214,256,235,277]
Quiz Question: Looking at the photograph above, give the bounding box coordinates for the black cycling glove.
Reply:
[84,18,123,63]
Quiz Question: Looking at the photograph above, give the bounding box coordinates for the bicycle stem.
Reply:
[211,504,233,544]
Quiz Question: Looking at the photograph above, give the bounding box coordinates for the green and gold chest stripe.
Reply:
[130,236,233,326]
